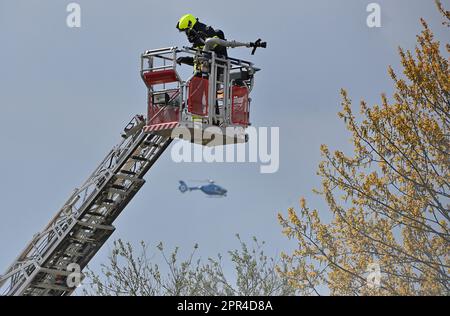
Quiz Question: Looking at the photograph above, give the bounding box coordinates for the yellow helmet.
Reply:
[176,14,197,31]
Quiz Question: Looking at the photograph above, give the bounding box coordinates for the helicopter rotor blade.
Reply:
[186,179,215,183]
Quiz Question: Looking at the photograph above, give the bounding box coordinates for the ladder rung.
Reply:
[131,155,149,162]
[143,142,160,148]
[111,184,126,190]
[101,199,116,204]
[119,170,137,176]
[33,282,72,292]
[70,236,97,243]
[38,267,72,277]
[108,188,128,195]
[115,174,137,182]
[69,240,84,246]
[85,211,105,217]
[76,220,115,231]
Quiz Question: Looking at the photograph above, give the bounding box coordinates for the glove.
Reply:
[186,29,199,42]
[176,56,194,66]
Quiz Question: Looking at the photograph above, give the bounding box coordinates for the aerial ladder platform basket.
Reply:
[141,45,261,146]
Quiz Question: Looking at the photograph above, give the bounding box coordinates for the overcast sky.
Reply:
[0,0,447,293]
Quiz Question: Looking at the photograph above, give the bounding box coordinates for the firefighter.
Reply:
[175,14,228,75]
[176,14,228,124]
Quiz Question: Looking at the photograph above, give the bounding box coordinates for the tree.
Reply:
[82,235,298,296]
[278,1,449,296]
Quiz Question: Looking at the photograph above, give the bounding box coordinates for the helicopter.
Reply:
[178,180,227,197]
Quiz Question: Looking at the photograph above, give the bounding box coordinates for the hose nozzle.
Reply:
[250,39,267,55]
